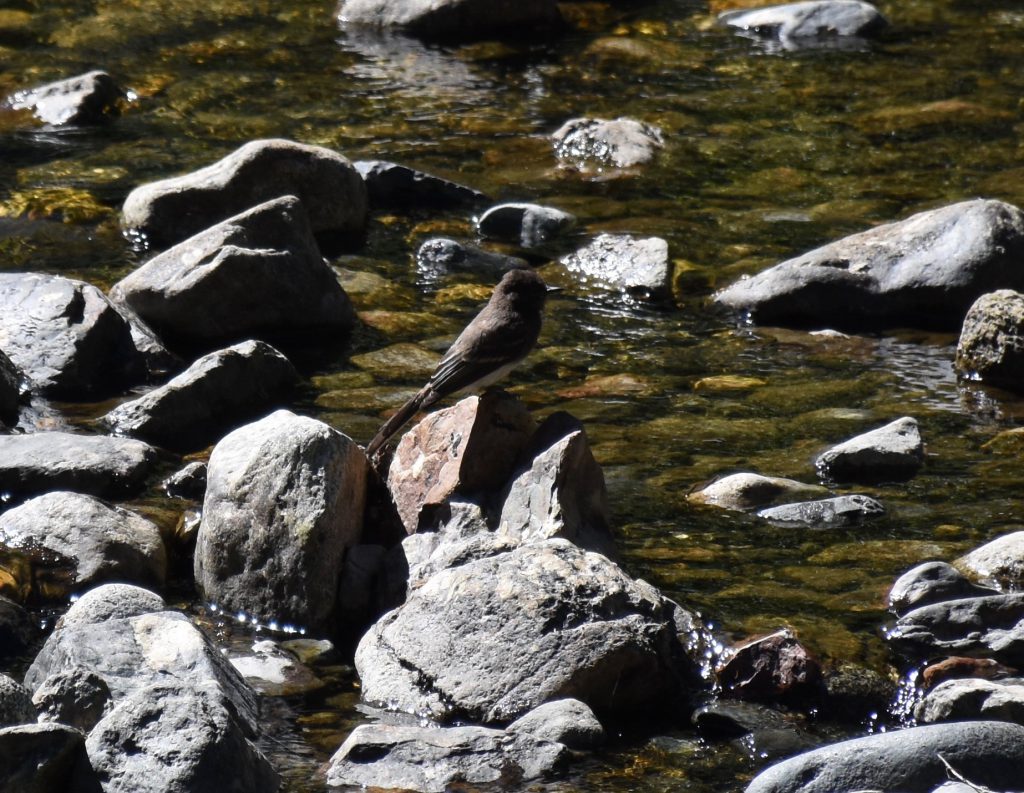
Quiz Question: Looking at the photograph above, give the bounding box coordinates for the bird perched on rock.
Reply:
[365,267,550,459]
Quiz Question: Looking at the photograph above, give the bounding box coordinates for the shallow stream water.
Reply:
[4,0,1024,790]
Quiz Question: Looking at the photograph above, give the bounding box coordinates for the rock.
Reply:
[815,416,924,483]
[356,538,700,723]
[756,494,885,527]
[476,203,575,248]
[957,530,1024,589]
[552,117,664,170]
[86,682,279,793]
[228,640,323,697]
[56,582,165,627]
[561,234,672,301]
[0,596,33,659]
[415,238,528,280]
[102,340,299,452]
[111,196,356,350]
[3,70,125,125]
[887,593,1024,667]
[335,544,388,637]
[692,701,816,760]
[822,662,897,723]
[163,461,208,500]
[354,160,488,210]
[195,410,368,636]
[955,290,1024,391]
[888,561,999,617]
[917,678,1024,726]
[718,1,887,41]
[336,0,564,41]
[744,721,1024,793]
[24,590,260,738]
[386,392,535,534]
[506,698,605,750]
[0,432,156,501]
[33,670,111,733]
[0,272,146,399]
[0,675,35,727]
[922,657,1015,690]
[0,349,22,427]
[121,138,367,249]
[400,514,520,593]
[0,492,166,598]
[498,412,614,556]
[324,723,569,793]
[0,723,97,793]
[714,200,1024,331]
[687,473,828,512]
[717,630,824,708]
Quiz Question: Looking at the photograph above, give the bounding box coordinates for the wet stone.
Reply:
[687,472,828,512]
[552,117,664,170]
[955,290,1024,391]
[354,160,488,210]
[756,494,885,527]
[916,677,1024,726]
[416,238,528,280]
[957,531,1024,589]
[888,561,999,617]
[228,640,324,697]
[815,416,924,483]
[3,70,125,125]
[335,0,564,42]
[718,1,887,42]
[506,698,606,750]
[717,630,824,708]
[163,461,208,501]
[476,203,575,248]
[562,234,672,301]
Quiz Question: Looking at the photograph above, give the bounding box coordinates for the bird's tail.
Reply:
[365,387,431,459]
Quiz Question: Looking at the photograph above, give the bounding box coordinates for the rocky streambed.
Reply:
[4,0,1024,791]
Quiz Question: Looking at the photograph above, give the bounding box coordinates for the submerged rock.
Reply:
[356,538,701,723]
[756,494,884,527]
[336,0,564,41]
[0,273,146,399]
[111,196,356,349]
[102,340,299,452]
[552,117,664,170]
[3,70,125,125]
[476,203,575,248]
[744,721,1024,793]
[122,138,366,248]
[415,238,527,279]
[719,1,887,41]
[888,561,999,617]
[955,289,1024,391]
[355,160,488,210]
[687,473,827,512]
[715,200,1024,331]
[815,416,924,483]
[325,723,569,793]
[195,410,368,636]
[0,432,156,501]
[561,234,672,301]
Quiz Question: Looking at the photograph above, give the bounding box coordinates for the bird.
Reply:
[365,267,550,459]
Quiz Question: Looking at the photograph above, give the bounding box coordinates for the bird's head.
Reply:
[493,266,550,311]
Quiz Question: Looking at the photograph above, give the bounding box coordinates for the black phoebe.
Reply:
[365,267,549,458]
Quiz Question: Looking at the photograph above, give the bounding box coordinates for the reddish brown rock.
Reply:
[386,392,535,534]
[717,629,824,707]
[922,656,1016,690]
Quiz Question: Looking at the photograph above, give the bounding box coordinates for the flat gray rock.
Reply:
[112,196,356,349]
[476,203,575,248]
[0,432,156,501]
[715,200,1024,331]
[195,410,368,636]
[336,0,564,41]
[561,233,672,301]
[815,416,924,483]
[102,340,298,452]
[956,289,1024,391]
[757,494,884,527]
[122,138,366,248]
[553,117,664,170]
[356,538,700,723]
[0,272,146,399]
[719,1,887,40]
[0,492,166,597]
[4,70,124,125]
[325,722,568,792]
[745,720,1024,793]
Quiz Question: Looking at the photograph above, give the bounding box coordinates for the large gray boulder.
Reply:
[955,289,1024,391]
[715,199,1024,331]
[102,340,299,452]
[744,721,1024,793]
[195,410,368,636]
[552,117,664,170]
[917,678,1024,726]
[815,416,924,483]
[0,492,166,598]
[0,723,96,793]
[561,234,672,301]
[336,0,564,41]
[324,723,568,792]
[719,1,887,41]
[111,196,356,349]
[887,593,1024,666]
[86,682,279,793]
[0,273,146,399]
[356,538,700,723]
[121,138,366,248]
[24,585,259,737]
[0,432,156,501]
[3,70,125,126]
